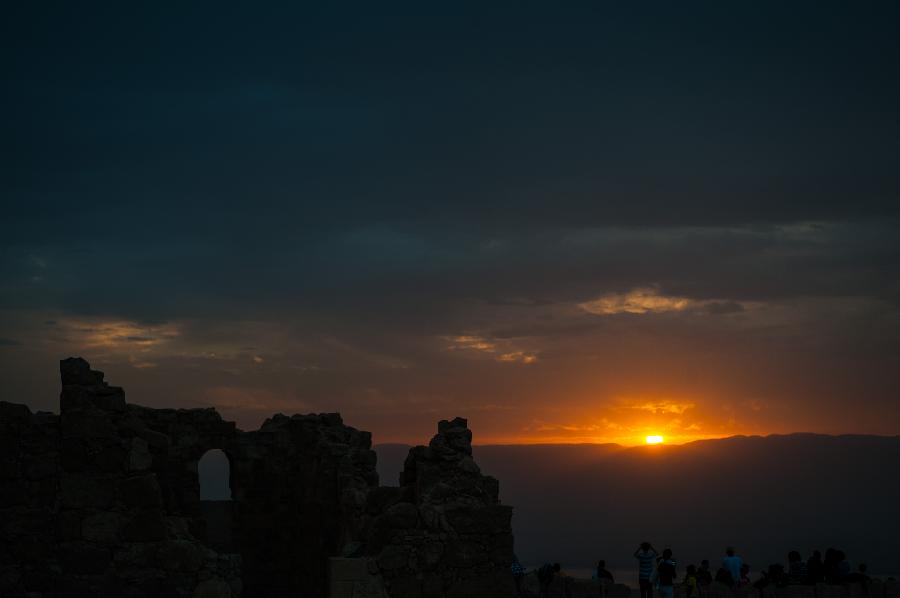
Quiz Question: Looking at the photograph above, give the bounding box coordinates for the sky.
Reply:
[2,2,900,445]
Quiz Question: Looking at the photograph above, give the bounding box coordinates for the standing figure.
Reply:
[722,547,743,588]
[635,542,660,598]
[658,549,678,598]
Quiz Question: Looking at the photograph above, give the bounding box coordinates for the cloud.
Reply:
[445,335,538,364]
[616,399,696,415]
[496,351,538,364]
[579,288,693,315]
[447,335,496,353]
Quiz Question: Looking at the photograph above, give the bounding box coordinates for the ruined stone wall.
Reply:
[2,359,519,598]
[231,412,378,597]
[0,358,380,598]
[364,417,516,598]
[0,400,61,597]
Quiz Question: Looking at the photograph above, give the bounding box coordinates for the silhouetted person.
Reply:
[722,547,743,588]
[594,560,615,583]
[788,551,807,584]
[836,551,851,580]
[844,563,870,584]
[511,553,526,597]
[538,562,561,598]
[683,564,700,598]
[716,567,735,587]
[657,549,677,598]
[697,560,713,587]
[739,564,752,588]
[635,542,659,598]
[824,548,840,583]
[754,564,786,590]
[807,550,824,584]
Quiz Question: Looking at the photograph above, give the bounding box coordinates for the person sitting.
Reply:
[683,564,700,598]
[715,567,735,587]
[806,551,824,584]
[697,560,713,587]
[537,562,561,598]
[511,553,526,597]
[843,563,871,584]
[594,560,615,584]
[739,564,752,588]
[788,551,807,584]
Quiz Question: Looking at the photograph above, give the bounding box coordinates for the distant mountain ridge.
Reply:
[376,434,900,578]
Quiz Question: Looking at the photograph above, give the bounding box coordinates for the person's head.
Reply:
[598,560,606,569]
[812,550,822,560]
[641,542,651,551]
[726,547,736,557]
[553,563,561,572]
[663,549,673,560]
[859,563,867,573]
[701,560,710,569]
[687,565,697,575]
[789,551,801,563]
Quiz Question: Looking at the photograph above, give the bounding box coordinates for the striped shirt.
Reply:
[636,550,658,580]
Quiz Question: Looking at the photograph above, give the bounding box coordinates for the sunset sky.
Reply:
[2,2,900,445]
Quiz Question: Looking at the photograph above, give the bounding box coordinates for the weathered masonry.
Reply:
[0,358,516,598]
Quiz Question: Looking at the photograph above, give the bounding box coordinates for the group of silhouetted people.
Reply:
[515,543,881,598]
[756,548,873,589]
[634,543,876,597]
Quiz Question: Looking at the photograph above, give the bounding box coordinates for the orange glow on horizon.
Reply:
[645,435,664,444]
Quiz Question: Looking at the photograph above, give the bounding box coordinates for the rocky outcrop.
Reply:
[364,417,516,598]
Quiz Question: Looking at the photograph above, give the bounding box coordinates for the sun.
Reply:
[645,435,664,445]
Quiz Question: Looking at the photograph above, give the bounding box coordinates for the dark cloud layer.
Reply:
[2,1,899,443]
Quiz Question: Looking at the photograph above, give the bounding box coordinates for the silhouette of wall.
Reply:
[0,358,379,598]
[0,358,516,598]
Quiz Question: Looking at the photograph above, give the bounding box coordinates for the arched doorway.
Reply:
[198,449,234,551]
[199,448,232,500]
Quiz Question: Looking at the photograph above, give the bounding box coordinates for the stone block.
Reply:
[330,557,370,581]
[58,541,111,574]
[61,474,115,508]
[377,545,409,571]
[22,455,57,480]
[81,511,124,544]
[383,502,419,529]
[444,539,487,568]
[194,577,232,598]
[0,401,33,421]
[388,574,422,598]
[158,540,204,572]
[129,437,153,471]
[123,508,166,542]
[60,357,105,386]
[61,410,118,439]
[121,474,163,508]
[0,481,28,507]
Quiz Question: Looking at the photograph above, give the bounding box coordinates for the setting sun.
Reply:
[646,435,664,445]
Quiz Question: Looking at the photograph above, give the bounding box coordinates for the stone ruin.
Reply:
[0,358,516,598]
